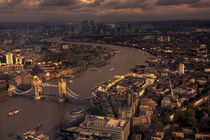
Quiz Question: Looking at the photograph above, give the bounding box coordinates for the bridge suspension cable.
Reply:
[66,88,90,100]
[66,87,81,98]
[13,87,34,95]
[66,92,79,99]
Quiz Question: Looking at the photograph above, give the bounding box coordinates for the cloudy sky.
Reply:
[0,0,210,22]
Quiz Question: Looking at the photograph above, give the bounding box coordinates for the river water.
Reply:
[0,37,151,140]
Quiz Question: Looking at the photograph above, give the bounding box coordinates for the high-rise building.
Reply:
[179,63,185,75]
[81,20,89,33]
[6,52,14,65]
[160,36,163,42]
[168,36,171,42]
[90,20,95,27]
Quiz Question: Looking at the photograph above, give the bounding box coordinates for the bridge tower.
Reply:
[8,85,16,96]
[33,76,42,100]
[58,78,66,103]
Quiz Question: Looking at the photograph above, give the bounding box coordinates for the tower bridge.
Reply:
[8,75,89,103]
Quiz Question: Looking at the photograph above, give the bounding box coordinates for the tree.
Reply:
[186,107,196,117]
[154,121,163,129]
[151,115,158,124]
[162,111,170,124]
[31,65,43,75]
[186,117,198,128]
[86,106,103,116]
[175,109,185,123]
[131,125,144,134]
[175,107,199,128]
[203,106,210,117]
[199,119,210,132]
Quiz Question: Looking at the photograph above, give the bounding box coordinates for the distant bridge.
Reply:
[8,75,90,103]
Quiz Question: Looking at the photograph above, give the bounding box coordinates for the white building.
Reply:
[80,115,130,140]
[16,56,24,65]
[179,63,185,75]
[168,36,171,42]
[160,36,163,42]
[6,52,14,65]
[62,44,69,49]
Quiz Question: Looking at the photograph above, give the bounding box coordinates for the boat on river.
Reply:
[90,68,98,71]
[62,74,74,78]
[8,109,19,117]
[109,68,114,71]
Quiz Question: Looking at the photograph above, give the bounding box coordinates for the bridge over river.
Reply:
[8,76,91,103]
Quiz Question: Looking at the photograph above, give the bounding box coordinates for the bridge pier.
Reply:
[58,97,65,103]
[33,96,41,100]
[8,91,13,97]
[8,85,16,96]
[58,78,66,103]
[33,76,43,101]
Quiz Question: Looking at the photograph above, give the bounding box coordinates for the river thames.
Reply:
[0,37,152,140]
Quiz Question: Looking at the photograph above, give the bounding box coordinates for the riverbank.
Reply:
[0,90,9,102]
[61,36,156,58]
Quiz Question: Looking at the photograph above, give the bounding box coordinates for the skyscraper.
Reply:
[6,52,14,65]
[90,20,95,33]
[81,20,89,33]
[90,20,95,27]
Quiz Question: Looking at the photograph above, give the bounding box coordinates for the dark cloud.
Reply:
[0,0,24,14]
[156,0,210,8]
[156,0,199,6]
[88,0,104,7]
[190,0,210,8]
[40,0,76,7]
[0,0,210,22]
[101,0,153,10]
[0,0,22,8]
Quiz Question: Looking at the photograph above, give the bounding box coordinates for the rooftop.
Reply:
[80,115,128,131]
